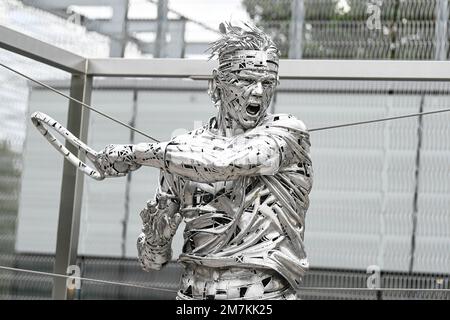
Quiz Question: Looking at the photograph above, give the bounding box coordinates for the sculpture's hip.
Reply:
[176,264,299,300]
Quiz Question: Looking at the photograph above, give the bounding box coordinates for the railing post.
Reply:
[52,72,92,300]
[155,0,169,58]
[435,0,448,60]
[289,0,304,59]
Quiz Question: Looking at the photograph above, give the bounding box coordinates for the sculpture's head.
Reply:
[208,22,280,129]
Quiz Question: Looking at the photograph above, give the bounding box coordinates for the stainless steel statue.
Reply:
[96,22,313,300]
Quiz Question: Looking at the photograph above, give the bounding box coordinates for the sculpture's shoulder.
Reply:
[255,113,312,164]
[258,113,308,134]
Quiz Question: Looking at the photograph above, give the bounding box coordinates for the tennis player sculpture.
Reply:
[32,23,313,300]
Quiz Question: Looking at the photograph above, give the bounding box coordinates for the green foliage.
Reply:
[0,140,21,256]
[0,141,21,177]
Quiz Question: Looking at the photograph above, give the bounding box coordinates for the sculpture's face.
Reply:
[218,69,277,129]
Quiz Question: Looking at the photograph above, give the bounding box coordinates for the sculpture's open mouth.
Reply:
[246,103,261,116]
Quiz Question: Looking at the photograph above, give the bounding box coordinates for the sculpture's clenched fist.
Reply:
[140,193,181,245]
[137,192,182,271]
[95,144,141,177]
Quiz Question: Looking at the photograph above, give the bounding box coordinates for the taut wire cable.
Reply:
[0,265,448,294]
[0,265,178,293]
[309,107,450,132]
[0,62,160,143]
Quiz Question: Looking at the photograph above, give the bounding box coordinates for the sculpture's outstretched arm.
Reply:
[137,172,182,271]
[96,117,309,183]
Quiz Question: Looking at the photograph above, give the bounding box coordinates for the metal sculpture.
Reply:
[32,22,313,300]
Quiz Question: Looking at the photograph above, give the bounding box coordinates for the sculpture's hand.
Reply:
[95,144,141,177]
[137,193,181,270]
[140,193,181,245]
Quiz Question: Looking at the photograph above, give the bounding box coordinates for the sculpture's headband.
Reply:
[218,50,279,74]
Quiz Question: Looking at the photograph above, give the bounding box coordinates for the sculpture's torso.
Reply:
[162,114,313,299]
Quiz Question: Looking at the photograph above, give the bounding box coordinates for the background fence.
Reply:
[244,0,449,60]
